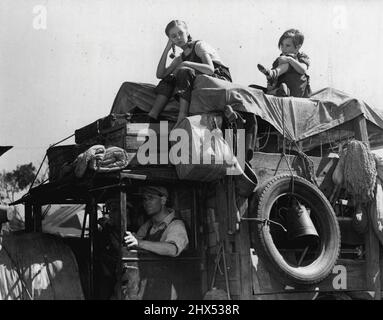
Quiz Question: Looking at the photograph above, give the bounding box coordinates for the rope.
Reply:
[41,204,52,220]
[240,217,288,232]
[28,153,47,192]
[49,133,75,148]
[257,126,271,151]
[209,242,231,300]
[275,103,322,195]
[277,104,317,187]
[274,104,295,181]
[28,133,75,192]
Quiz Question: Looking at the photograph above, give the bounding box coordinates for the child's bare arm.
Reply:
[278,56,307,74]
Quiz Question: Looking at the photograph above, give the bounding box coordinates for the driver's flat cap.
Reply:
[138,186,169,197]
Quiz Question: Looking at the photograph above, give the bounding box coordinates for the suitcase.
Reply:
[75,113,132,144]
[74,112,157,145]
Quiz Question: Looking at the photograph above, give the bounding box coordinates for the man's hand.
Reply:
[124,231,139,248]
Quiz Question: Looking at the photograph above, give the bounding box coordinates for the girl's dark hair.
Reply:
[165,20,193,42]
[278,29,304,48]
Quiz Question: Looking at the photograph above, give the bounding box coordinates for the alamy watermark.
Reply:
[134,121,246,176]
[33,5,47,30]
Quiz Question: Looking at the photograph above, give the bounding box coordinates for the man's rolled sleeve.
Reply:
[162,220,189,256]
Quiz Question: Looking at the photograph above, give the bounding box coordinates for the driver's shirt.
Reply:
[136,209,189,257]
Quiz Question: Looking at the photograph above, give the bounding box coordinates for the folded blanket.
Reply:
[75,145,106,178]
[89,146,132,173]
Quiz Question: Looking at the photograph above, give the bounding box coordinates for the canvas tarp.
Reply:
[0,232,84,299]
[110,76,383,149]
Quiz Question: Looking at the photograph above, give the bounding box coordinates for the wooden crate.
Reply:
[74,114,129,144]
[47,145,86,181]
[98,122,173,165]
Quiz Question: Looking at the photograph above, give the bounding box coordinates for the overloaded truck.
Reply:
[9,75,383,300]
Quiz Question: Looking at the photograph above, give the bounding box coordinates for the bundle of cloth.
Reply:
[330,140,383,243]
[74,145,132,178]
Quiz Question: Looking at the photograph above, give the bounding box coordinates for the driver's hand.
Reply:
[124,231,138,248]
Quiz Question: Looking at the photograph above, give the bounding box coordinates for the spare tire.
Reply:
[249,174,340,285]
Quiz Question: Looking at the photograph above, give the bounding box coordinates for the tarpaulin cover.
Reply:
[110,76,383,148]
[110,82,179,121]
[0,232,84,299]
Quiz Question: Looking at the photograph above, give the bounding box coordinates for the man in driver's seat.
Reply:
[124,186,189,257]
[122,186,189,300]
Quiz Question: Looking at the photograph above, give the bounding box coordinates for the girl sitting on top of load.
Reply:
[147,20,232,127]
[257,28,311,98]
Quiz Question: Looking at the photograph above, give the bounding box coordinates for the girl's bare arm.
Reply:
[156,40,182,79]
[179,52,215,75]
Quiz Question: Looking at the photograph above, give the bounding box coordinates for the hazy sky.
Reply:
[1,0,383,172]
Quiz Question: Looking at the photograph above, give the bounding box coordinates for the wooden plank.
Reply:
[237,204,253,299]
[121,167,179,182]
[353,115,369,145]
[365,215,381,299]
[209,181,232,297]
[86,196,97,300]
[125,122,172,135]
[251,244,377,296]
[78,123,127,148]
[32,204,42,232]
[227,176,236,234]
[338,217,364,245]
[250,152,337,194]
[120,189,128,234]
[116,189,127,300]
[103,126,126,149]
[250,248,285,295]
[24,202,33,232]
[197,188,209,297]
[353,115,381,300]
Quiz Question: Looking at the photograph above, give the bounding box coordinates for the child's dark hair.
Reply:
[278,29,304,49]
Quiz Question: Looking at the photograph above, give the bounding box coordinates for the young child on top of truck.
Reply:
[257,29,312,98]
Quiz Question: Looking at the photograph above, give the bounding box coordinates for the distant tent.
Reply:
[42,204,102,238]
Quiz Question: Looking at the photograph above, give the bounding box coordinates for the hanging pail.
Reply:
[286,198,319,246]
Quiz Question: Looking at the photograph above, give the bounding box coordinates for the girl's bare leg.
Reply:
[174,97,189,127]
[258,62,289,80]
[148,94,169,119]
